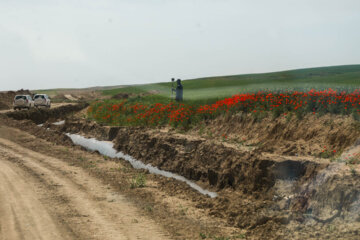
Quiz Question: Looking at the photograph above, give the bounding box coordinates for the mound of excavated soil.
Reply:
[0,89,32,108]
[0,116,73,146]
[4,103,88,124]
[0,101,9,110]
[52,118,360,239]
[195,113,360,158]
[64,94,78,101]
[52,94,68,101]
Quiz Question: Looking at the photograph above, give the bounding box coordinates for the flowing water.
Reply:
[53,120,65,125]
[66,133,218,198]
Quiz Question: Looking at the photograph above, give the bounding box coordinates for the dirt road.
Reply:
[0,126,171,240]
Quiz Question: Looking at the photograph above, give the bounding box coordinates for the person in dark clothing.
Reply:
[173,79,183,102]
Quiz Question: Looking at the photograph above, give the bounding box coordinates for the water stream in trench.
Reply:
[66,133,218,198]
[53,120,65,125]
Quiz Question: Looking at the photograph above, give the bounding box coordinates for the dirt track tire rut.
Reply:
[0,160,69,240]
[0,136,171,240]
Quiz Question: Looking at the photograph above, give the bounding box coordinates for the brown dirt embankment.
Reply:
[57,119,324,192]
[3,108,360,239]
[0,103,88,147]
[194,113,360,158]
[0,117,73,146]
[0,101,9,110]
[0,89,32,110]
[4,102,88,124]
[113,128,325,193]
[54,118,360,239]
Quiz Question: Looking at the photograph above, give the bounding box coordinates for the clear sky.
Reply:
[1,0,359,91]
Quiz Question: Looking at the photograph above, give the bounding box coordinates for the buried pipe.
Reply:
[66,133,218,198]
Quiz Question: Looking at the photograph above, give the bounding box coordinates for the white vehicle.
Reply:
[13,95,34,110]
[34,94,51,108]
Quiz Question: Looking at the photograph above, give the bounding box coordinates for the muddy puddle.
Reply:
[66,133,218,198]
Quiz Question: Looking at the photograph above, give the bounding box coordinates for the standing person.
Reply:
[175,79,183,102]
[171,78,175,100]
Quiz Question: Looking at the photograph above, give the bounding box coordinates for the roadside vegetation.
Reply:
[88,88,360,169]
[92,65,360,128]
[87,65,360,168]
[88,88,360,129]
[130,173,146,189]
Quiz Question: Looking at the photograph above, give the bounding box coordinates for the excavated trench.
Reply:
[3,110,360,234]
[56,120,325,192]
[66,133,218,198]
[53,119,360,225]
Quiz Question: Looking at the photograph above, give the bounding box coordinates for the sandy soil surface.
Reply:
[0,127,171,240]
